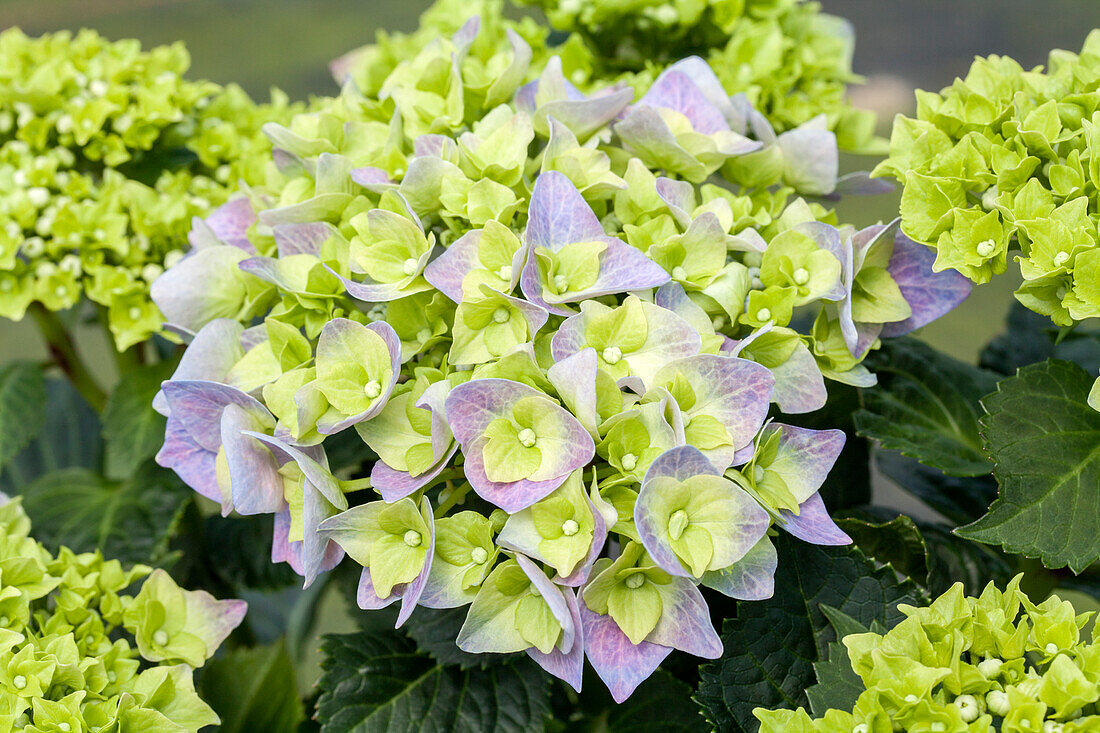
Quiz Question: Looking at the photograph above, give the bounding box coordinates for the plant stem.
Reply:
[434,480,472,517]
[28,303,108,412]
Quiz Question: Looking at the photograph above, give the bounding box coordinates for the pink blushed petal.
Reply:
[580,603,672,703]
[527,587,584,692]
[881,231,972,337]
[777,492,852,546]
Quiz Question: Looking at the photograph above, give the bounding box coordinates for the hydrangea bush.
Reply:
[875,30,1100,408]
[0,495,243,731]
[755,578,1100,732]
[0,28,298,352]
[148,1,970,701]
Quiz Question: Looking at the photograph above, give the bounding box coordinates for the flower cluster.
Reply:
[876,31,1100,326]
[0,28,299,349]
[149,9,968,702]
[0,495,245,731]
[755,578,1100,732]
[336,0,877,152]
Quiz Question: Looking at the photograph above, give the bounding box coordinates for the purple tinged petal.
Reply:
[157,419,219,502]
[655,176,696,228]
[702,535,777,600]
[527,587,584,692]
[444,378,545,444]
[584,240,670,296]
[271,509,344,581]
[423,229,483,303]
[161,380,269,453]
[767,424,845,506]
[834,171,896,197]
[525,171,606,252]
[643,444,721,483]
[646,577,722,658]
[189,197,256,252]
[220,404,284,516]
[881,231,972,337]
[413,134,454,158]
[370,443,459,503]
[328,267,433,303]
[614,107,701,175]
[546,348,599,438]
[273,223,331,258]
[153,319,245,415]
[776,119,838,196]
[638,69,728,135]
[350,167,392,188]
[580,602,672,703]
[242,432,347,511]
[555,480,610,587]
[396,497,435,627]
[768,341,828,414]
[356,568,400,610]
[777,492,851,546]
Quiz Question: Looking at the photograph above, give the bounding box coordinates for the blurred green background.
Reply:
[5,0,1097,370]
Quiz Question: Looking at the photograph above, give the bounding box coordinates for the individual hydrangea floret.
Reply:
[755,577,1100,732]
[150,6,967,701]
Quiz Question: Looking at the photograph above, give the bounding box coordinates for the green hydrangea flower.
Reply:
[0,28,300,350]
[0,495,244,732]
[755,577,1100,732]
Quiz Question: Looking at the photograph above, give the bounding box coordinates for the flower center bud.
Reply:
[793,268,810,285]
[12,675,26,689]
[403,530,422,547]
[671,266,687,280]
[0,616,8,626]
[853,726,868,733]
[986,690,1010,717]
[364,380,382,399]
[561,519,579,536]
[0,281,11,292]
[402,257,419,276]
[54,285,68,299]
[624,573,645,589]
[553,274,569,292]
[755,308,771,322]
[518,428,537,448]
[492,307,510,324]
[977,658,1003,678]
[1045,642,1058,655]
[128,307,142,321]
[602,346,622,365]
[59,724,71,733]
[497,265,512,281]
[904,694,919,703]
[141,263,162,282]
[1053,251,1069,267]
[620,453,637,471]
[470,547,488,564]
[153,630,169,646]
[668,509,689,541]
[975,239,996,257]
[955,694,979,723]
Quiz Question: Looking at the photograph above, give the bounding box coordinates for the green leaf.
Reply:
[0,361,46,472]
[958,360,1100,572]
[102,360,176,479]
[805,606,881,718]
[0,378,101,492]
[835,514,929,584]
[403,606,514,670]
[695,536,923,733]
[316,630,551,733]
[875,450,998,525]
[198,640,304,733]
[854,338,998,476]
[170,511,300,594]
[604,669,706,732]
[19,461,190,565]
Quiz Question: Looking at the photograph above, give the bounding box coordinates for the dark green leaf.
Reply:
[875,450,998,526]
[980,302,1100,376]
[19,461,190,565]
[316,630,550,733]
[604,669,705,732]
[0,361,46,472]
[836,514,929,584]
[101,360,175,479]
[920,523,1012,597]
[854,338,997,476]
[199,640,304,733]
[958,360,1100,572]
[695,536,923,733]
[0,378,100,492]
[805,606,881,718]
[403,605,514,670]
